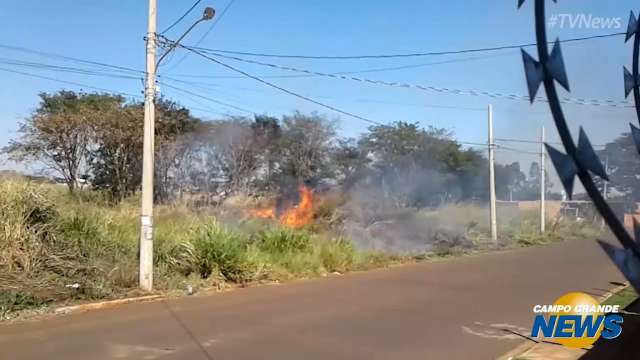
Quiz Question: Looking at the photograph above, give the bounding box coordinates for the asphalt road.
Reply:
[0,239,624,360]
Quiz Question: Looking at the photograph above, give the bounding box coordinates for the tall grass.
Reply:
[0,180,401,319]
[0,180,603,319]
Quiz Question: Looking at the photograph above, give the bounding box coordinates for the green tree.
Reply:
[357,121,487,206]
[89,104,143,201]
[90,98,201,202]
[596,132,640,203]
[2,91,121,193]
[495,162,526,201]
[332,138,371,189]
[277,112,337,181]
[251,115,281,189]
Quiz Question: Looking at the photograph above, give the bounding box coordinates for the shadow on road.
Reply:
[580,299,640,359]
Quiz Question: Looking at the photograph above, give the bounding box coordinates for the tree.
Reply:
[356,121,488,207]
[153,99,201,201]
[332,138,370,188]
[89,104,143,201]
[277,112,337,181]
[2,91,121,193]
[251,115,281,189]
[495,162,526,201]
[596,132,640,203]
[213,118,262,192]
[90,98,201,202]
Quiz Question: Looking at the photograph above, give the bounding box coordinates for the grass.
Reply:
[603,287,639,309]
[500,211,602,247]
[0,180,405,320]
[0,180,603,320]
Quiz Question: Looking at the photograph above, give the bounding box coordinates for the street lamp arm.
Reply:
[156,7,215,67]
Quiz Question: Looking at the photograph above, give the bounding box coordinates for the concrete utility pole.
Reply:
[139,0,158,291]
[138,4,214,291]
[488,104,498,243]
[540,126,546,233]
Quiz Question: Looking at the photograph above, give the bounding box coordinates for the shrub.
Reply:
[191,222,258,282]
[256,228,311,254]
[0,291,48,320]
[0,180,405,317]
[318,238,356,272]
[0,180,58,275]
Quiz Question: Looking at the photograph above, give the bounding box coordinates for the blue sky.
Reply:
[0,0,637,184]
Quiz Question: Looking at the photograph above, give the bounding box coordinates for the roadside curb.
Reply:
[495,282,629,360]
[54,295,163,315]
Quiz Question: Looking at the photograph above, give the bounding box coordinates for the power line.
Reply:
[1,64,546,154]
[0,67,143,99]
[185,31,626,60]
[170,47,557,152]
[0,57,142,81]
[166,52,512,79]
[495,137,606,147]
[181,45,383,125]
[194,0,236,45]
[160,0,202,35]
[0,61,237,119]
[158,81,256,114]
[0,54,365,118]
[164,0,237,72]
[496,145,541,156]
[185,47,633,108]
[0,43,142,75]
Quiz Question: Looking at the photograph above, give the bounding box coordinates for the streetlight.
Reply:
[139,4,215,291]
[156,7,216,67]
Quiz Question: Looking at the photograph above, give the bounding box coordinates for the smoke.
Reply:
[337,168,485,253]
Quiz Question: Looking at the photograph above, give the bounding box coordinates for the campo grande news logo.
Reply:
[530,292,623,348]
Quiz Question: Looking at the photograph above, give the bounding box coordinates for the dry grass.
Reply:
[0,180,601,320]
[0,180,403,319]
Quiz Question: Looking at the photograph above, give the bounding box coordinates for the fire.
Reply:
[251,184,314,228]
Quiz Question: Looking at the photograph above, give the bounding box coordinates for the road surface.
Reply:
[0,239,624,360]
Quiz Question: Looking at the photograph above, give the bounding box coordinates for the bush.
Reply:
[318,238,356,272]
[0,180,403,318]
[0,291,48,320]
[256,228,311,254]
[0,180,58,275]
[191,221,259,282]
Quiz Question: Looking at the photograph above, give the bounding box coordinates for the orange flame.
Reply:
[250,184,314,228]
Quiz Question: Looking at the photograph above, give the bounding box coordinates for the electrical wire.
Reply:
[166,52,513,79]
[0,67,143,99]
[182,46,633,108]
[185,32,626,60]
[1,64,547,155]
[164,0,237,72]
[4,41,632,109]
[160,0,202,35]
[495,137,605,147]
[0,64,238,119]
[0,57,142,81]
[0,43,142,75]
[181,45,383,125]
[158,81,255,114]
[193,0,236,46]
[0,45,607,156]
[496,145,541,155]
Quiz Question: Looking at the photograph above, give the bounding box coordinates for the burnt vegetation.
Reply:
[0,91,598,318]
[3,90,550,205]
